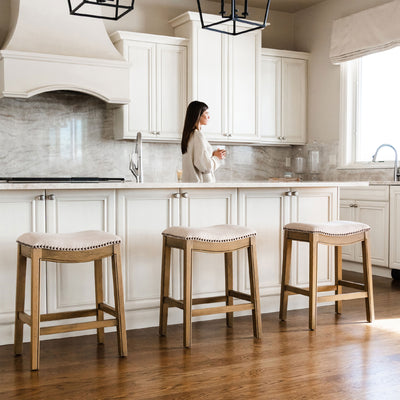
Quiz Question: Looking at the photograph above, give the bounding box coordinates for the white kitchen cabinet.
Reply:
[260,49,309,144]
[340,186,389,267]
[170,12,261,143]
[116,187,237,328]
[111,31,188,141]
[390,187,400,269]
[238,187,337,299]
[0,189,115,344]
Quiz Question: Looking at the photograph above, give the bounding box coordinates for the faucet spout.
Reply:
[372,144,399,181]
[129,132,143,183]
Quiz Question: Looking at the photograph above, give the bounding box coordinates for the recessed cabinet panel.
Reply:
[46,190,116,313]
[181,189,237,299]
[260,56,281,142]
[390,187,400,269]
[117,189,180,310]
[0,191,46,330]
[295,190,335,286]
[339,200,357,261]
[196,28,224,138]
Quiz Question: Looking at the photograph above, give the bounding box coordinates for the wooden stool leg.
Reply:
[14,245,27,356]
[183,242,193,348]
[224,252,234,328]
[309,235,318,331]
[248,237,262,338]
[30,250,41,371]
[335,246,342,315]
[159,236,171,336]
[94,259,104,344]
[279,230,292,321]
[362,232,375,322]
[112,244,128,357]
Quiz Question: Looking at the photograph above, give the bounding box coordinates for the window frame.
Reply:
[339,58,396,170]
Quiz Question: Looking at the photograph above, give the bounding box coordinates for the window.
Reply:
[340,47,400,166]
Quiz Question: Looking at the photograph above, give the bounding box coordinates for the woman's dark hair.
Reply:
[181,101,208,154]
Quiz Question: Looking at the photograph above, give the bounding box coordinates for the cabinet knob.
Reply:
[173,193,181,199]
[36,194,45,201]
[181,192,188,198]
[46,194,55,200]
[151,131,158,136]
[223,133,232,137]
[291,191,298,196]
[285,191,292,197]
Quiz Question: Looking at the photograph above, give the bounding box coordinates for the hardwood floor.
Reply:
[1,272,400,399]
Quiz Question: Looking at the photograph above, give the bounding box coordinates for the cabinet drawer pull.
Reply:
[46,194,55,200]
[223,133,232,137]
[291,191,298,196]
[181,192,188,198]
[36,195,45,201]
[173,193,181,199]
[285,191,292,197]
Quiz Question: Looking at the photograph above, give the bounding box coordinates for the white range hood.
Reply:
[0,0,129,104]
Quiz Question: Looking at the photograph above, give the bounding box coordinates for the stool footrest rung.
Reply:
[285,285,309,296]
[40,309,98,322]
[99,303,117,317]
[192,303,254,317]
[338,280,365,291]
[318,291,368,303]
[40,319,117,335]
[228,290,252,302]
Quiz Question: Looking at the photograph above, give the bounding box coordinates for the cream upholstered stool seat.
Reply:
[159,224,262,347]
[279,220,375,330]
[14,230,127,371]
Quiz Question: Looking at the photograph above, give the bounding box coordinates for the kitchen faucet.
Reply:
[129,131,143,183]
[372,144,400,181]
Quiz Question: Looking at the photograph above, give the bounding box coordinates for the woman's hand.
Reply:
[213,148,226,160]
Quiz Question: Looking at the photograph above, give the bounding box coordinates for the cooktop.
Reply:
[0,177,125,183]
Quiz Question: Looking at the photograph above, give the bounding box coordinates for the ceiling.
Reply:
[208,0,327,13]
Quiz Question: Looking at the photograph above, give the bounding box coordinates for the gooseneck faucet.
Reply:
[129,131,143,183]
[372,144,400,181]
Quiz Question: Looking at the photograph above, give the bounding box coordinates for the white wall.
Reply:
[103,0,295,50]
[294,0,393,143]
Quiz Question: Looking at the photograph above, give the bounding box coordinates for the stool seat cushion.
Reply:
[162,224,256,243]
[284,220,370,236]
[17,230,121,251]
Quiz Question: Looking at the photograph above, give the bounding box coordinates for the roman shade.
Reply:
[329,0,400,64]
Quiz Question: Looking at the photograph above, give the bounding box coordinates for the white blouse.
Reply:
[182,129,221,183]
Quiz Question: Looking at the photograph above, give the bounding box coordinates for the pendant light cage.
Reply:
[68,0,135,21]
[196,0,271,35]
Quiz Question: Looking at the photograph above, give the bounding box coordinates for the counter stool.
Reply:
[14,230,127,371]
[279,220,375,330]
[159,224,262,348]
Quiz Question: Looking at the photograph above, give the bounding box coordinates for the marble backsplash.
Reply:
[0,91,392,183]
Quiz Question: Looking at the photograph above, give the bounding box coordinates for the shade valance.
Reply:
[330,0,400,64]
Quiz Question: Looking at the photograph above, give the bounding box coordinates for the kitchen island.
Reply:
[0,181,367,345]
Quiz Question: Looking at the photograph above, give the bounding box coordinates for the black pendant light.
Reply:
[68,0,135,20]
[196,0,271,35]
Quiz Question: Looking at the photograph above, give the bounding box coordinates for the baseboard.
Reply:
[343,260,392,279]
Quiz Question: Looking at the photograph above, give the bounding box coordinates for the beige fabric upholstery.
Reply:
[17,230,121,251]
[284,220,370,236]
[162,224,256,243]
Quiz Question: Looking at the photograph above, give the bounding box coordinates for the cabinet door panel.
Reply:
[390,188,400,268]
[117,189,179,311]
[181,189,237,298]
[238,189,286,295]
[127,42,156,137]
[157,44,187,139]
[354,201,389,266]
[230,32,259,139]
[294,189,337,286]
[46,190,116,313]
[0,191,46,333]
[196,29,225,138]
[282,58,307,143]
[260,56,281,142]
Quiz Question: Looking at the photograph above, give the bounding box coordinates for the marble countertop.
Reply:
[0,181,370,190]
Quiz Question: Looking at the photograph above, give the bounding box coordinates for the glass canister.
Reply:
[308,141,320,174]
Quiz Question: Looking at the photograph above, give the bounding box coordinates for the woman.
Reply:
[181,101,226,183]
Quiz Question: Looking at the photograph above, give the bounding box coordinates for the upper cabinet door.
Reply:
[281,58,307,144]
[259,55,282,143]
[111,32,188,141]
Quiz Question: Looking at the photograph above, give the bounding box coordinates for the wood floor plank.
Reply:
[1,271,400,399]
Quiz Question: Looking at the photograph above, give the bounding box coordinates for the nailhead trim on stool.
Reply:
[283,220,370,236]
